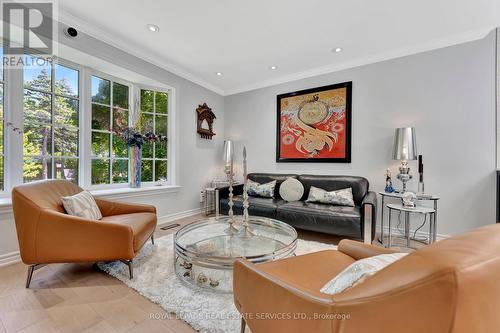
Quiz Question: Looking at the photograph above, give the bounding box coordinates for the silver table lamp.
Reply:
[222,140,234,182]
[392,127,417,193]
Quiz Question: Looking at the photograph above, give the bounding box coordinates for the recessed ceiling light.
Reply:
[216,72,223,76]
[333,47,343,53]
[147,24,159,32]
[270,65,278,70]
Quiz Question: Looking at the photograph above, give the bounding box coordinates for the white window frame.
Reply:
[87,70,133,190]
[22,57,83,185]
[0,56,177,198]
[136,84,171,186]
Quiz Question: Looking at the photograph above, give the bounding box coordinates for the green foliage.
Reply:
[23,67,79,183]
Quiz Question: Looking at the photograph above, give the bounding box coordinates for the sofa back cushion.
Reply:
[298,175,369,205]
[248,173,298,200]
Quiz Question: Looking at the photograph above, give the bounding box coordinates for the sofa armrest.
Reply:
[361,191,377,242]
[95,198,156,217]
[338,239,398,260]
[233,259,334,333]
[32,209,135,263]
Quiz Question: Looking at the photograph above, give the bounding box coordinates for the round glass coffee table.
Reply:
[174,216,297,293]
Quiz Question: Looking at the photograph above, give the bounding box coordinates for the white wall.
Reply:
[0,25,225,265]
[224,31,497,237]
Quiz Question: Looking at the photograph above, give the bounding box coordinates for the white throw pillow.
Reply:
[320,253,408,295]
[306,186,355,206]
[279,178,304,202]
[61,190,102,220]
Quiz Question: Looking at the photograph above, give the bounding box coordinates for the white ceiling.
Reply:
[59,0,500,96]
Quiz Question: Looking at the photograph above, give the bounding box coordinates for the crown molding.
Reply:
[57,9,226,96]
[224,26,495,96]
[55,10,495,97]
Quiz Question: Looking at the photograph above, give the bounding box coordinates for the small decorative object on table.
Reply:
[384,169,395,193]
[402,191,417,208]
[114,114,168,188]
[418,154,425,194]
[392,127,417,193]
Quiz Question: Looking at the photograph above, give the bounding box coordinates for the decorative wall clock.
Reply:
[196,103,216,139]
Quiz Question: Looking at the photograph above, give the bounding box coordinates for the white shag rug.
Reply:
[98,234,335,333]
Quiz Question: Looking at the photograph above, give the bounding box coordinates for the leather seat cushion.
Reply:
[257,249,355,298]
[101,212,156,252]
[220,195,286,219]
[277,201,361,238]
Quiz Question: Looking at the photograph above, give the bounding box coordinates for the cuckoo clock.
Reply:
[196,103,216,139]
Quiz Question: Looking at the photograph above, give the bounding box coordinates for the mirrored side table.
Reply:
[379,191,440,248]
[386,203,436,249]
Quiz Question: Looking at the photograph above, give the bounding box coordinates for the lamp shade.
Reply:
[223,140,234,166]
[392,127,417,160]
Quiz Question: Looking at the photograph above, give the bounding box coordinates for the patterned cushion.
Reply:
[247,179,276,198]
[279,177,304,202]
[306,186,355,206]
[61,190,102,220]
[320,253,408,295]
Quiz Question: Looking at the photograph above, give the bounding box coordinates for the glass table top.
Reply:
[175,216,297,260]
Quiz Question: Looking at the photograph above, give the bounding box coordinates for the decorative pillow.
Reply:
[320,253,408,295]
[246,179,276,198]
[306,186,355,206]
[279,178,304,202]
[61,190,102,220]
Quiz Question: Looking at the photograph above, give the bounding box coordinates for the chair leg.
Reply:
[151,233,155,245]
[121,260,133,279]
[240,318,246,333]
[26,264,45,288]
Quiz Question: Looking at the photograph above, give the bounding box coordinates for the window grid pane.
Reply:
[140,89,168,182]
[91,75,130,185]
[23,60,79,183]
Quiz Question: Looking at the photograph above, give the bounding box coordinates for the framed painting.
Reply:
[276,81,352,163]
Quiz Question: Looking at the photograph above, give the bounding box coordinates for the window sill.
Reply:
[90,184,181,200]
[0,184,181,215]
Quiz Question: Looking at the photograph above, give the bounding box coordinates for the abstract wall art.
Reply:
[276,81,352,163]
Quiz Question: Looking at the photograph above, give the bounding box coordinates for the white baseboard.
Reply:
[0,251,21,267]
[157,207,203,226]
[0,207,204,268]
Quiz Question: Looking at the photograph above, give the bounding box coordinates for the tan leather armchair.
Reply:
[12,180,157,288]
[234,224,500,333]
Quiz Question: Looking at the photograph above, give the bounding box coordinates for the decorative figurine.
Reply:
[384,169,395,193]
[402,192,417,208]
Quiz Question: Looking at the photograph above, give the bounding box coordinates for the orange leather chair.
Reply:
[12,180,157,288]
[234,224,500,333]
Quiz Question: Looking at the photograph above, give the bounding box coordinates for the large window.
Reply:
[0,57,173,194]
[23,58,80,183]
[91,75,130,185]
[0,47,4,191]
[140,89,168,182]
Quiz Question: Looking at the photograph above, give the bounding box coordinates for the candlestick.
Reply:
[239,146,254,237]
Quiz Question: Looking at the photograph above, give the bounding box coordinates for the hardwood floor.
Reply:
[0,214,342,333]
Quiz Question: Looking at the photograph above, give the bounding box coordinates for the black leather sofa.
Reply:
[219,173,377,241]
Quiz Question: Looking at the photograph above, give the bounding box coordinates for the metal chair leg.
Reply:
[240,318,246,333]
[121,260,133,279]
[151,233,155,245]
[26,264,45,288]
